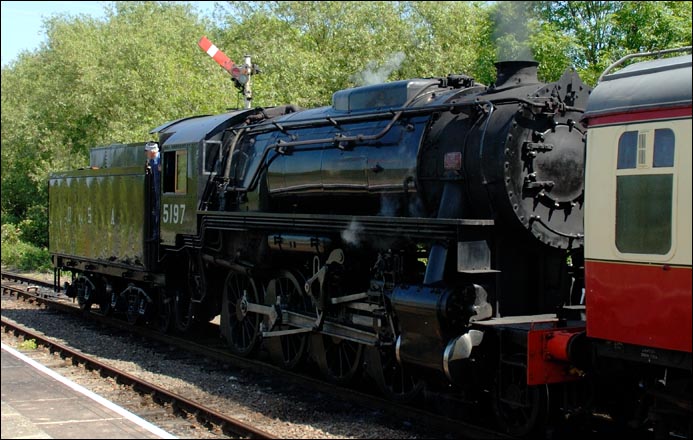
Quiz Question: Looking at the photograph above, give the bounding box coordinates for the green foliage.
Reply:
[1,223,22,245]
[1,222,50,273]
[528,21,577,83]
[402,2,497,86]
[1,211,20,228]
[217,1,496,106]
[18,205,49,248]
[532,1,692,85]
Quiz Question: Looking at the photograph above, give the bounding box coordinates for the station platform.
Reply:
[1,343,175,439]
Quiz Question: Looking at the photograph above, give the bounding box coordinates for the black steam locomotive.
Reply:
[50,59,591,436]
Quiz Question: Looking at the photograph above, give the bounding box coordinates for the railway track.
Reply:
[1,316,276,439]
[3,270,646,439]
[0,270,531,439]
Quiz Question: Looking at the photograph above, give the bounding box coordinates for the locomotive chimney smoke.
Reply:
[491,2,533,62]
[351,52,406,86]
[492,60,539,90]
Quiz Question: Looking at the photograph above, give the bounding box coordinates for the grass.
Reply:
[17,339,38,350]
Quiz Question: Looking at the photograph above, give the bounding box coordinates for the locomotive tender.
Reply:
[49,46,692,438]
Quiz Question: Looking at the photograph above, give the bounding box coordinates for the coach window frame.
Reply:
[614,125,676,257]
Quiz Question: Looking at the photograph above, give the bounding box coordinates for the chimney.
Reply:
[492,60,539,90]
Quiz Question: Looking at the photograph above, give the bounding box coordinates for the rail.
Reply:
[2,271,514,440]
[1,316,277,439]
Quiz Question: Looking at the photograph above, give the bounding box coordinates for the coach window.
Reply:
[615,129,674,255]
[163,149,188,194]
[616,130,638,169]
[653,128,675,167]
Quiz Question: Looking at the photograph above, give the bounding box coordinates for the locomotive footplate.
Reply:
[199,211,494,242]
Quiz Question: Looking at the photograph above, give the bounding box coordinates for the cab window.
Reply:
[163,150,187,194]
[202,141,221,174]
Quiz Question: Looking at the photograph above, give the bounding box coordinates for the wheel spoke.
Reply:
[266,270,308,370]
[314,334,363,385]
[220,272,262,357]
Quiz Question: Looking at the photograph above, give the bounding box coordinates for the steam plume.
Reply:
[492,2,534,60]
[350,52,406,86]
[341,219,363,246]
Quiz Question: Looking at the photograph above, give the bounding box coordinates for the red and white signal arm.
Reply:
[198,36,242,82]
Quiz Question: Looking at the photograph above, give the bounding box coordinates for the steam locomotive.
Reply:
[48,45,692,438]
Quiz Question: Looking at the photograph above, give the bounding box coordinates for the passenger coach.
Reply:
[582,48,692,435]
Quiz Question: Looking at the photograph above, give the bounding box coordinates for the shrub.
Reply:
[1,240,52,272]
[1,223,21,245]
[1,211,20,226]
[18,205,48,248]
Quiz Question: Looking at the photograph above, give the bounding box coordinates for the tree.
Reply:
[214,1,494,106]
[532,1,692,84]
[1,1,233,243]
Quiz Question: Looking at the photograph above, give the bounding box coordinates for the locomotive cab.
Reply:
[150,110,256,246]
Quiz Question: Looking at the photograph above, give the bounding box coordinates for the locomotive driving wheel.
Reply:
[220,271,263,357]
[312,334,363,385]
[364,345,425,403]
[264,270,312,370]
[491,360,549,438]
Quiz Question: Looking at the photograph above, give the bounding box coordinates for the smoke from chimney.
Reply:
[492,2,534,61]
[350,52,406,86]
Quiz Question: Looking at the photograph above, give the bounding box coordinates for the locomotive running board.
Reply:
[198,211,494,241]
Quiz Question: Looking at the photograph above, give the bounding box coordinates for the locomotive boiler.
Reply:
[215,61,587,248]
[50,56,591,437]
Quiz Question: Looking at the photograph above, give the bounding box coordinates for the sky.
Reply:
[0,1,217,67]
